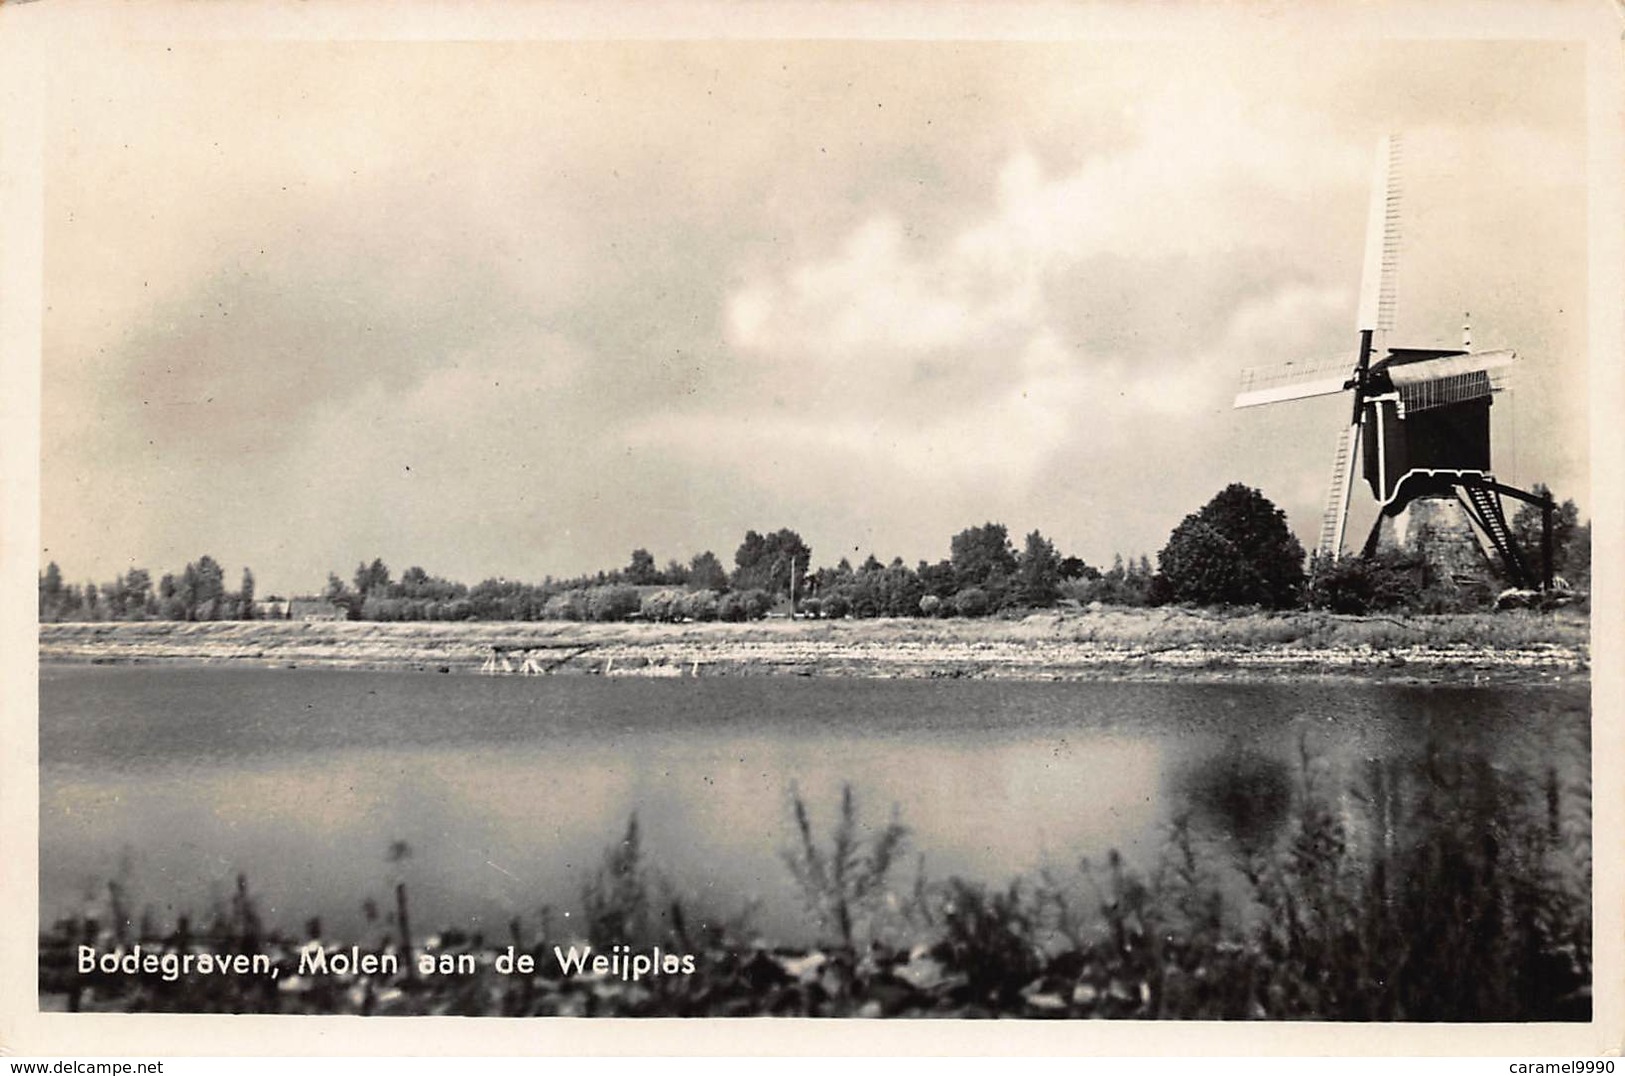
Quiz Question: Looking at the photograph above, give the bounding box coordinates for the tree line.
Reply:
[38,481,1590,625]
[37,556,261,624]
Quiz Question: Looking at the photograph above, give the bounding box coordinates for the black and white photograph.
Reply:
[2,0,1620,1057]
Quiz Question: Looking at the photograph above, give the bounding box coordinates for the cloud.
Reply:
[38,39,1591,586]
[639,87,1373,516]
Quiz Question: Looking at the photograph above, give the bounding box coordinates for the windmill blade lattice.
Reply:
[1357,135,1403,336]
[1233,351,1358,408]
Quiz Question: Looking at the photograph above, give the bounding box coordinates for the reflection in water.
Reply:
[40,667,1589,951]
[1171,743,1293,852]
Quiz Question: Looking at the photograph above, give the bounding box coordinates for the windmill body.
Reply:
[1358,347,1502,506]
[1233,136,1553,592]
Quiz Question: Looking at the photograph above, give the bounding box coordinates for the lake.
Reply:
[39,665,1590,944]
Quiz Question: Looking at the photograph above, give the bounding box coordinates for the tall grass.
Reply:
[42,744,1589,1018]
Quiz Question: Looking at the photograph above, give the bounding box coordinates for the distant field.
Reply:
[37,607,1589,684]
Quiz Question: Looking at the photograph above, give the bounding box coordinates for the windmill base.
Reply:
[1365,494,1505,603]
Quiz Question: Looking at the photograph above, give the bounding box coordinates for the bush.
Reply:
[587,586,641,622]
[917,594,941,618]
[638,589,687,623]
[799,597,823,619]
[740,589,773,620]
[1304,553,1415,613]
[639,590,671,622]
[954,587,990,617]
[543,591,587,621]
[821,593,849,619]
[681,590,720,621]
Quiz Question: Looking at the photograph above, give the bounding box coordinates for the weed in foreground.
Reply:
[782,782,909,953]
[41,746,1589,1019]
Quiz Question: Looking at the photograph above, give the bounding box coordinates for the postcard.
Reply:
[2,0,1620,1058]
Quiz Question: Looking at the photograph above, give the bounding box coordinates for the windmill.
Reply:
[1233,135,1555,590]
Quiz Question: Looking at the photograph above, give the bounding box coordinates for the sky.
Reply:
[39,32,1591,597]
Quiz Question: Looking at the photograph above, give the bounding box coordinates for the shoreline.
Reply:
[37,609,1589,687]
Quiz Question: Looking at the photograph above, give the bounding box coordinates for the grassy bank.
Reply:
[38,607,1588,684]
[42,742,1591,1019]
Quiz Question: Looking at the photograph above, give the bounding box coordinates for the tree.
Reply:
[1015,530,1062,607]
[123,568,153,619]
[326,572,360,619]
[688,550,729,592]
[1158,483,1306,608]
[355,558,391,598]
[107,573,128,618]
[1564,523,1591,590]
[1509,484,1588,588]
[1058,555,1097,581]
[625,549,659,586]
[39,562,63,620]
[400,565,431,598]
[179,556,226,620]
[732,528,810,598]
[239,567,256,619]
[916,559,957,600]
[950,523,1017,591]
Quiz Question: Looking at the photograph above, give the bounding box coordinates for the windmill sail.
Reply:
[1317,422,1361,557]
[1356,134,1402,335]
[1233,352,1356,408]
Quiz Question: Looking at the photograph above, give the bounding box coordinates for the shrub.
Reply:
[587,586,641,623]
[740,588,774,620]
[543,591,587,621]
[1303,552,1427,613]
[954,587,990,617]
[917,594,941,618]
[799,597,823,619]
[639,590,670,622]
[638,589,687,623]
[680,590,720,621]
[821,593,849,619]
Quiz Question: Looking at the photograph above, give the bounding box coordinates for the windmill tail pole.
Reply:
[1542,491,1555,592]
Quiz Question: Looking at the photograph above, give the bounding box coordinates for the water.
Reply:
[39,665,1589,943]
